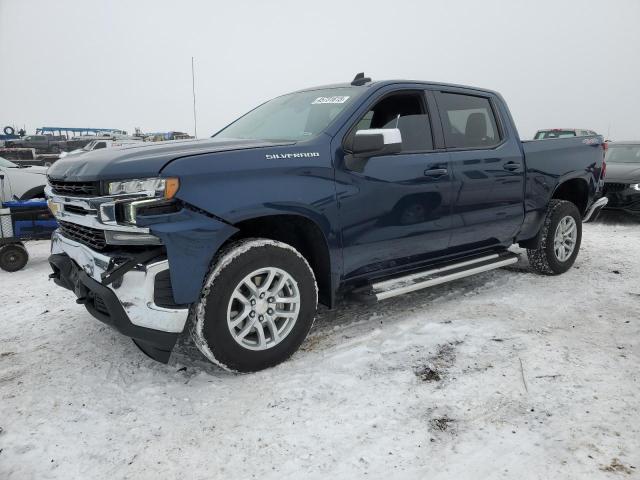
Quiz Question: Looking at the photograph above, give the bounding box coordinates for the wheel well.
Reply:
[19,185,45,200]
[552,178,589,216]
[228,215,332,307]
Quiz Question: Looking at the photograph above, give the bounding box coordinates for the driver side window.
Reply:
[352,92,434,152]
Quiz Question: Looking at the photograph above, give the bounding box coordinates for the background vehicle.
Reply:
[0,147,59,167]
[61,138,143,158]
[0,200,57,271]
[534,128,598,139]
[0,156,48,201]
[45,76,607,372]
[602,142,640,216]
[4,134,67,154]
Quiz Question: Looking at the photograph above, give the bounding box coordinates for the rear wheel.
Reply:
[0,244,29,272]
[527,200,582,275]
[192,238,317,372]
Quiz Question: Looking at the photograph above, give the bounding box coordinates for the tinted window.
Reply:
[606,145,640,164]
[535,130,576,139]
[438,93,500,148]
[0,156,18,168]
[353,93,433,152]
[93,142,107,150]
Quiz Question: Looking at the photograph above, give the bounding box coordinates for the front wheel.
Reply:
[527,200,582,275]
[192,238,318,372]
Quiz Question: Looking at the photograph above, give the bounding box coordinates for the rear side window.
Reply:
[437,93,500,149]
[535,130,576,139]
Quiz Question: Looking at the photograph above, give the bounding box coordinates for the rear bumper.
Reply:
[49,231,190,362]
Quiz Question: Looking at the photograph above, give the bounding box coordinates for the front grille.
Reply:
[604,182,629,193]
[64,204,92,216]
[49,179,101,196]
[58,220,107,250]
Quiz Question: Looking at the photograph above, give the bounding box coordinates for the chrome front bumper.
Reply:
[51,231,189,333]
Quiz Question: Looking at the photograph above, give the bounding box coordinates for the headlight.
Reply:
[631,184,640,191]
[108,177,179,199]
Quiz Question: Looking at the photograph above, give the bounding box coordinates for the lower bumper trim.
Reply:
[49,253,179,363]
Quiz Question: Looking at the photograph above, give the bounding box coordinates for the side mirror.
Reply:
[351,128,402,158]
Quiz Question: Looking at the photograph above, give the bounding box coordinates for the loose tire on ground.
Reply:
[192,238,318,373]
[0,243,29,272]
[527,200,582,275]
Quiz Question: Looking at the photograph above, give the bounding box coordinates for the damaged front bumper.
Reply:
[603,186,640,216]
[49,231,190,362]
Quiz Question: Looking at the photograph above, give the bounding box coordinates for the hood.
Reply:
[605,163,640,183]
[24,165,48,175]
[47,138,294,182]
[8,165,48,175]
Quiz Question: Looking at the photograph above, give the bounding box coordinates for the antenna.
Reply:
[191,56,198,138]
[351,72,372,86]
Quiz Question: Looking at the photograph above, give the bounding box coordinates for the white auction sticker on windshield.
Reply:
[311,96,350,105]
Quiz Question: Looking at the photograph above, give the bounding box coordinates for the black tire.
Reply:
[192,238,318,372]
[0,244,29,272]
[3,126,15,136]
[527,200,582,275]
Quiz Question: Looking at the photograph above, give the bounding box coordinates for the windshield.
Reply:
[0,156,18,168]
[213,87,362,142]
[606,145,640,164]
[82,140,97,151]
[535,130,576,139]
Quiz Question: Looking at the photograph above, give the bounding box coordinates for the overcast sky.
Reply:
[1,0,639,140]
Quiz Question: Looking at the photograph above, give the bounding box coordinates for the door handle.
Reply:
[424,168,448,178]
[503,161,521,172]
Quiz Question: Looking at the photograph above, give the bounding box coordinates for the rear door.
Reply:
[434,90,525,250]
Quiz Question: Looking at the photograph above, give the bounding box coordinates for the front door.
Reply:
[336,90,453,279]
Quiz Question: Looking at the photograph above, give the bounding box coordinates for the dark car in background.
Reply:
[534,128,598,139]
[602,142,640,217]
[4,135,67,154]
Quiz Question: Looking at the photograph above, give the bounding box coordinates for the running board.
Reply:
[358,252,519,302]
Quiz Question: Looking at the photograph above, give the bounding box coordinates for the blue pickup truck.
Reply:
[46,74,608,372]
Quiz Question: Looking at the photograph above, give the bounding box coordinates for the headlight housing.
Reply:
[107,177,180,199]
[631,183,640,191]
[105,177,180,226]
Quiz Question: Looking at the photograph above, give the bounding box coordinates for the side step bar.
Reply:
[360,252,519,302]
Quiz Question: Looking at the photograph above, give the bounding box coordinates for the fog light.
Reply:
[47,199,61,217]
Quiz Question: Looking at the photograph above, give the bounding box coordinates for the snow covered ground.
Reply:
[1,213,639,479]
